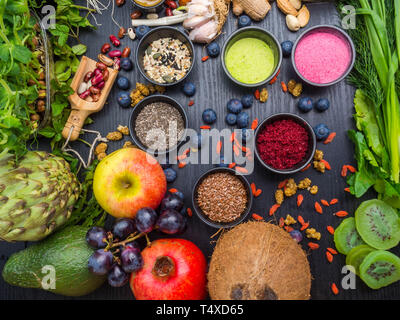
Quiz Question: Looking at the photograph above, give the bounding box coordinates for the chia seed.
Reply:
[135,102,185,150]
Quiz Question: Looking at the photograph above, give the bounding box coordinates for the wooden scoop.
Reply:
[62,56,118,141]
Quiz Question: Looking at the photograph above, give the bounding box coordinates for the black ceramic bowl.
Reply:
[291,25,356,87]
[254,113,316,175]
[135,26,195,87]
[192,167,253,229]
[131,0,165,13]
[128,95,188,155]
[221,26,282,88]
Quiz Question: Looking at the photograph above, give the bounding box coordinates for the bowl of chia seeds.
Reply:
[192,167,253,229]
[136,26,195,86]
[129,95,188,155]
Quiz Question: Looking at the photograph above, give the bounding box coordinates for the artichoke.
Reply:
[0,151,80,241]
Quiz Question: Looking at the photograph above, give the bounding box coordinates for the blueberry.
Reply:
[289,230,303,243]
[136,25,150,39]
[240,128,253,143]
[281,40,294,58]
[182,82,196,97]
[297,97,314,113]
[315,98,330,112]
[117,76,130,90]
[202,108,217,124]
[164,167,177,183]
[120,58,133,71]
[225,113,237,126]
[117,92,131,108]
[174,191,184,200]
[227,99,243,114]
[206,42,220,58]
[238,15,251,28]
[191,133,204,149]
[216,156,229,167]
[241,94,253,108]
[314,123,331,141]
[236,112,249,128]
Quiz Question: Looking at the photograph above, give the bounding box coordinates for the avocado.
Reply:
[2,226,106,297]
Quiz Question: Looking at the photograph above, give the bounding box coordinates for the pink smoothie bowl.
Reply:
[291,25,355,87]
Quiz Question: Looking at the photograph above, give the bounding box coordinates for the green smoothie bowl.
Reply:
[221,27,282,87]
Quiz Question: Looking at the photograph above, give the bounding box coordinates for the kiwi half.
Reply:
[355,199,400,250]
[345,245,375,275]
[334,217,366,255]
[359,250,400,289]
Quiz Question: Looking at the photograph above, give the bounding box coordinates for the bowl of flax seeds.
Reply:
[192,167,253,228]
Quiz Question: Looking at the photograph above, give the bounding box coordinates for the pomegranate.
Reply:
[130,239,207,300]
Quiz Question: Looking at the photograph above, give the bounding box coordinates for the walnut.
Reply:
[284,214,296,226]
[287,79,297,93]
[284,178,297,197]
[306,228,321,240]
[155,85,166,93]
[309,185,319,195]
[97,152,107,161]
[95,142,108,155]
[123,141,134,148]
[147,84,156,94]
[275,189,284,205]
[136,82,150,96]
[314,160,325,173]
[260,88,269,102]
[291,82,303,97]
[130,89,145,106]
[106,131,123,141]
[298,178,311,189]
[314,149,324,161]
[117,125,130,136]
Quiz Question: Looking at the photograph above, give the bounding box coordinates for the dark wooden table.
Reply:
[1,1,399,300]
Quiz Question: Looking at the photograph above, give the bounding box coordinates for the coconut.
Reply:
[214,0,230,37]
[208,221,312,300]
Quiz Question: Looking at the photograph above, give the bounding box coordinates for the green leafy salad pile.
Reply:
[337,0,400,208]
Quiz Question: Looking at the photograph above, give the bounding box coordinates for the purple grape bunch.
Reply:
[86,191,187,288]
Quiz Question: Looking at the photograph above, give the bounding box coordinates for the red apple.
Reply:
[93,148,166,218]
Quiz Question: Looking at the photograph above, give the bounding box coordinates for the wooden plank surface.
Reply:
[0,1,399,300]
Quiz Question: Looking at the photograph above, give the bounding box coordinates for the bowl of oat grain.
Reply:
[129,95,188,155]
[136,26,195,86]
[192,167,253,229]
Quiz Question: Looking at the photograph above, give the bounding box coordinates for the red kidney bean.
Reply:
[165,0,177,9]
[92,94,100,102]
[84,71,94,82]
[116,0,125,7]
[96,62,107,71]
[101,43,111,54]
[90,86,101,95]
[121,47,131,58]
[118,27,126,39]
[96,81,105,89]
[102,69,109,82]
[130,10,142,19]
[113,57,121,70]
[93,68,102,77]
[91,73,104,86]
[109,35,120,47]
[109,50,122,58]
[98,54,114,66]
[165,7,173,16]
[79,90,91,100]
